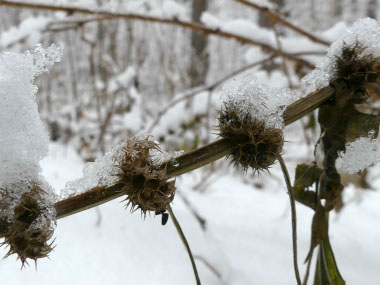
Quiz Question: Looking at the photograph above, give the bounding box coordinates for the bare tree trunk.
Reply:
[258,0,284,27]
[258,0,284,72]
[367,0,377,19]
[189,0,208,87]
[332,0,342,18]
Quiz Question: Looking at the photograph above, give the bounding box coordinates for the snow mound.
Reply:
[338,130,380,174]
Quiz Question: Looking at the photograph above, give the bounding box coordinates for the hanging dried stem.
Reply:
[276,154,301,285]
[167,205,201,285]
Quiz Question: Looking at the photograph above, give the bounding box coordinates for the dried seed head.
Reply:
[1,184,56,266]
[116,136,176,216]
[335,41,380,103]
[218,106,284,174]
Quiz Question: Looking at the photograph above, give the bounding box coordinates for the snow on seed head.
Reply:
[218,74,298,173]
[301,18,380,96]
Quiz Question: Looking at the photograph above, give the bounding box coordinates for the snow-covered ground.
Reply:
[1,139,380,285]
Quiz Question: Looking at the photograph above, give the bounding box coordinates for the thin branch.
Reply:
[0,0,314,68]
[194,255,222,280]
[167,205,201,285]
[147,55,276,132]
[277,154,301,285]
[177,191,207,231]
[234,0,330,46]
[269,14,293,88]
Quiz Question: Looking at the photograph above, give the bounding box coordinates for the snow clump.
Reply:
[0,44,62,223]
[222,74,298,129]
[338,130,380,174]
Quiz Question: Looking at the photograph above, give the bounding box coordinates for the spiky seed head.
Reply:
[116,136,176,216]
[218,106,284,174]
[1,184,55,266]
[335,41,380,103]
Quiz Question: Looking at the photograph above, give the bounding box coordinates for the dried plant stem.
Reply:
[276,154,301,285]
[303,252,313,285]
[53,83,336,219]
[167,205,201,285]
[0,0,313,68]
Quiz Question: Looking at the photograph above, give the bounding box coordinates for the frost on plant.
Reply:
[301,18,380,94]
[62,134,177,215]
[218,74,291,173]
[338,130,380,174]
[61,134,181,199]
[222,74,297,129]
[61,141,127,198]
[0,44,62,222]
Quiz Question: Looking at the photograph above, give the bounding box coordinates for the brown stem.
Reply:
[0,0,314,68]
[277,154,302,285]
[55,83,336,219]
[234,0,330,46]
[167,205,201,285]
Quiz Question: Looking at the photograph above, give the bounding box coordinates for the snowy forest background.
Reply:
[1,0,380,284]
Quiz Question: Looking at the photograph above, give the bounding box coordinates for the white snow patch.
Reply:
[0,16,50,47]
[61,141,125,199]
[0,44,62,224]
[162,0,187,19]
[338,130,380,174]
[0,44,62,187]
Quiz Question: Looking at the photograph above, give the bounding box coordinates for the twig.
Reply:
[167,204,201,285]
[234,0,330,46]
[177,191,207,231]
[147,55,277,132]
[194,255,222,280]
[269,14,293,88]
[0,0,314,68]
[54,83,337,219]
[276,154,301,285]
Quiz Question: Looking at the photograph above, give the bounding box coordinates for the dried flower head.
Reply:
[116,136,176,216]
[1,183,56,266]
[334,41,380,103]
[218,106,284,174]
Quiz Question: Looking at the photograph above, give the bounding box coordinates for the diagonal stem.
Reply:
[53,83,336,220]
